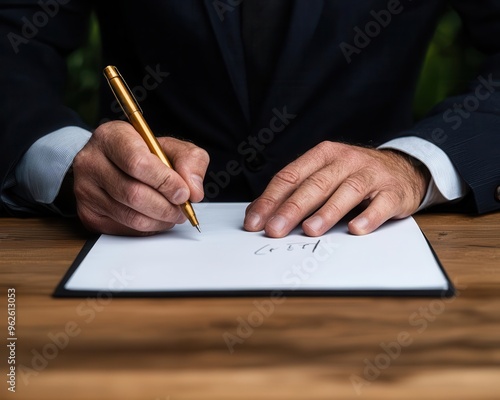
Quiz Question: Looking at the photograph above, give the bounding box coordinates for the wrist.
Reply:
[381,149,431,203]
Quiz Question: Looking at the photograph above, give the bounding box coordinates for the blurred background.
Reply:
[64,8,485,128]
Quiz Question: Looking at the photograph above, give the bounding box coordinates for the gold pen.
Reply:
[103,65,201,232]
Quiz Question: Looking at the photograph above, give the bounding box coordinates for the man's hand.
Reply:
[244,141,430,237]
[73,121,209,235]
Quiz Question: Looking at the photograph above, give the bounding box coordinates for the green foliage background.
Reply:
[64,9,485,127]
[64,13,101,127]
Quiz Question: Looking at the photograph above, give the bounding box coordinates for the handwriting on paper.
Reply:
[254,240,321,256]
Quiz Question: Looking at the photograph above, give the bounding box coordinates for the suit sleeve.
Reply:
[394,1,500,214]
[0,0,93,215]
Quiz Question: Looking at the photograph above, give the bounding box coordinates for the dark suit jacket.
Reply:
[1,0,499,214]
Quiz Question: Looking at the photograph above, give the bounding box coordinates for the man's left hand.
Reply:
[243,141,430,237]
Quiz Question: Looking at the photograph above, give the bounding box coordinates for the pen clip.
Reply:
[104,65,143,116]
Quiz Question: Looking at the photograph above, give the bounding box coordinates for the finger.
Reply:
[244,142,333,232]
[79,207,167,236]
[98,122,191,205]
[97,155,187,224]
[262,167,341,238]
[347,191,403,235]
[77,184,181,235]
[301,171,373,237]
[159,137,210,203]
[76,139,186,225]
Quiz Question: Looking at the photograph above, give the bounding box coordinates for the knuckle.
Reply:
[154,171,174,192]
[321,201,344,219]
[255,196,278,209]
[315,140,341,159]
[72,151,84,168]
[90,127,109,142]
[316,140,333,153]
[187,146,210,165]
[343,175,369,196]
[92,122,118,145]
[158,207,176,222]
[73,147,93,171]
[282,198,304,215]
[91,125,107,140]
[380,189,404,207]
[367,204,384,220]
[305,172,331,194]
[124,209,152,232]
[156,202,180,222]
[124,182,146,207]
[124,153,149,176]
[96,120,128,136]
[315,141,333,162]
[274,167,300,186]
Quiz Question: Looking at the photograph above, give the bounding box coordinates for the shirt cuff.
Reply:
[3,126,91,213]
[378,136,468,211]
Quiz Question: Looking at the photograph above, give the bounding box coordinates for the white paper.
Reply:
[64,203,450,293]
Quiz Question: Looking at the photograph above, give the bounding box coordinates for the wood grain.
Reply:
[0,212,499,399]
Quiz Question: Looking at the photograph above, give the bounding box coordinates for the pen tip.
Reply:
[195,225,201,233]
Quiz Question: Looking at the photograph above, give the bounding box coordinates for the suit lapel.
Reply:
[203,0,324,128]
[203,0,251,124]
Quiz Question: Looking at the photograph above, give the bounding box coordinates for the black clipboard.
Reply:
[53,211,455,299]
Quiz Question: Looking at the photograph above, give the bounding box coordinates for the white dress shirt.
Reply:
[379,136,468,211]
[1,127,91,215]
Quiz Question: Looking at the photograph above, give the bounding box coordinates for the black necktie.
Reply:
[241,0,292,119]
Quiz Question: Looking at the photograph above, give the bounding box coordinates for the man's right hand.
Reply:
[72,121,209,235]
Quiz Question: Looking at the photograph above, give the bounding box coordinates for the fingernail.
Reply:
[173,188,189,204]
[245,211,261,230]
[268,215,287,234]
[305,215,323,233]
[191,174,204,193]
[351,217,369,233]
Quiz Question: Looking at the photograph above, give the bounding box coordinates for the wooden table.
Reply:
[1,212,499,399]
